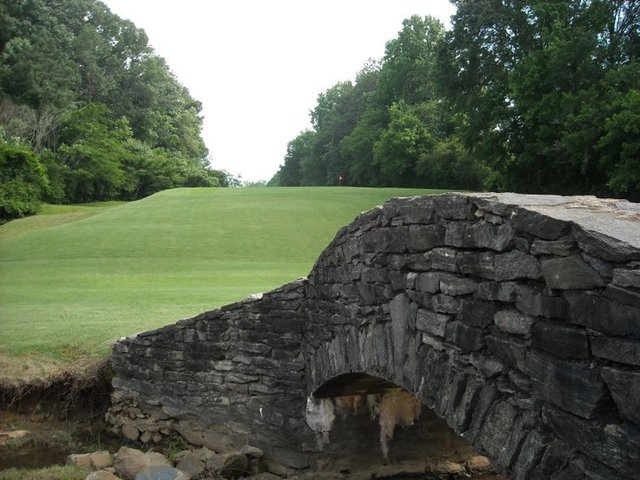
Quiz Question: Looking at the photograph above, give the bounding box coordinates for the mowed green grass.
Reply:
[0,187,444,363]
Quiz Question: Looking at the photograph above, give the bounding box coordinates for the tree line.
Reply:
[0,0,231,222]
[269,0,639,201]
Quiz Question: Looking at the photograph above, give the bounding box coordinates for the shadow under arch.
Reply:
[306,371,505,479]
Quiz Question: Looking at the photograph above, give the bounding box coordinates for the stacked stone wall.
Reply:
[108,280,313,469]
[304,193,640,479]
[110,192,640,479]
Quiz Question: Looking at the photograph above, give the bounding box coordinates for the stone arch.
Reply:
[109,193,640,479]
[302,193,640,479]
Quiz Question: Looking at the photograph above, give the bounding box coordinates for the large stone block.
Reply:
[566,293,640,338]
[466,383,498,444]
[415,272,441,293]
[415,309,450,337]
[434,194,473,220]
[600,366,640,424]
[543,405,640,479]
[485,332,527,371]
[516,285,567,319]
[469,221,514,251]
[444,321,485,352]
[425,248,459,272]
[573,226,640,263]
[494,250,541,281]
[476,281,516,302]
[478,401,518,460]
[440,276,478,296]
[510,429,550,480]
[458,300,498,328]
[541,255,604,290]
[494,309,535,336]
[458,251,496,279]
[531,321,590,360]
[512,209,571,240]
[530,238,577,256]
[605,284,640,308]
[612,268,640,289]
[451,377,482,434]
[407,224,445,252]
[591,336,640,366]
[361,227,408,253]
[525,351,608,419]
[432,294,461,314]
[527,440,575,480]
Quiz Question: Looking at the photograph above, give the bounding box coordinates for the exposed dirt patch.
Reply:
[0,357,112,419]
[0,358,116,472]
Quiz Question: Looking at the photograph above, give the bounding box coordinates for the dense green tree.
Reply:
[442,0,640,196]
[0,140,49,221]
[0,0,215,210]
[275,130,315,186]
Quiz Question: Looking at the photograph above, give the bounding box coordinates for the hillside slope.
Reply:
[0,187,442,367]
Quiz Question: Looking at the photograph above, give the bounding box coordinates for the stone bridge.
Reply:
[108,193,640,479]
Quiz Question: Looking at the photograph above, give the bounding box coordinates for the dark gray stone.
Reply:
[494,309,535,336]
[469,353,506,378]
[600,366,640,424]
[431,294,461,314]
[415,309,450,337]
[458,251,496,279]
[406,289,432,308]
[516,285,568,319]
[511,429,550,480]
[566,293,640,338]
[532,321,590,360]
[440,276,477,296]
[415,272,441,293]
[574,226,640,263]
[486,332,527,371]
[396,203,435,224]
[512,208,571,240]
[444,321,485,352]
[457,300,498,328]
[529,440,574,480]
[425,247,459,272]
[612,268,640,289]
[593,336,640,367]
[361,227,408,253]
[469,221,514,251]
[605,284,640,308]
[476,281,516,302]
[407,224,445,252]
[433,194,473,220]
[531,239,577,256]
[478,401,519,460]
[444,221,470,247]
[495,415,528,471]
[541,255,604,290]
[525,351,608,419]
[451,378,482,433]
[573,455,636,480]
[465,383,498,443]
[543,406,640,479]
[494,250,541,281]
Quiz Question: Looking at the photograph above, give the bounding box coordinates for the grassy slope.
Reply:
[0,187,444,365]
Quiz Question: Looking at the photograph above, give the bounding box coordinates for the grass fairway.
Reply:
[0,187,444,370]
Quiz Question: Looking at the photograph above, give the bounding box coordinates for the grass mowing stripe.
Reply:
[0,187,445,364]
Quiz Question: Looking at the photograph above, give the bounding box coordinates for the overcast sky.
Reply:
[101,1,456,182]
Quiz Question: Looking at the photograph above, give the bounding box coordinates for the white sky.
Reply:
[101,1,456,182]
